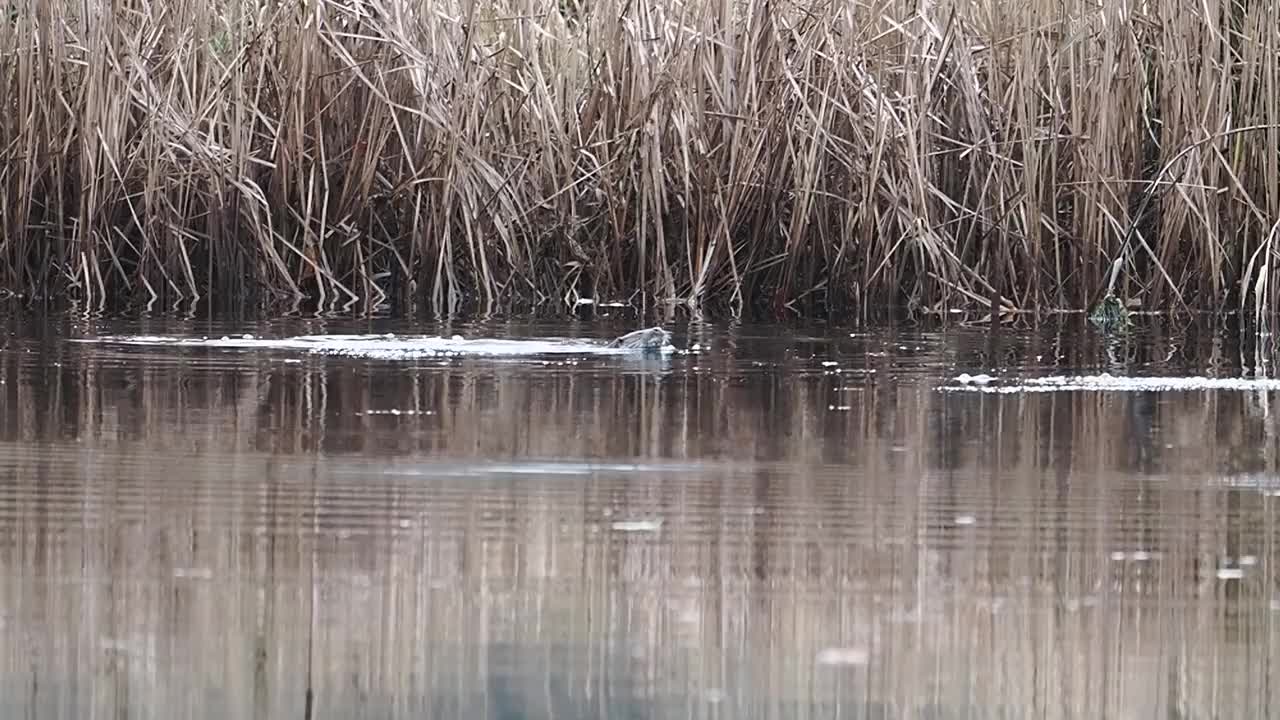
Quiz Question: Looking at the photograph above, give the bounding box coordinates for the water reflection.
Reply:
[0,315,1277,718]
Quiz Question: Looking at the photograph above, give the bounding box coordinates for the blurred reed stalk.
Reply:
[0,0,1277,319]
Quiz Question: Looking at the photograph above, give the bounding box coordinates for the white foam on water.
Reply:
[941,372,1280,394]
[73,333,674,359]
[611,519,663,533]
[815,647,870,667]
[1208,472,1280,493]
[1109,550,1157,562]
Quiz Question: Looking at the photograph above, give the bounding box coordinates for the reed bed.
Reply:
[1,0,1278,318]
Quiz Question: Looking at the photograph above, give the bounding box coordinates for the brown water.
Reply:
[1,314,1277,719]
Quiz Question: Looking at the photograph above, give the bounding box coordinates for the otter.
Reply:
[607,326,672,350]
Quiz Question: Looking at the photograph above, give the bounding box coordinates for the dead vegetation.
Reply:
[0,0,1277,320]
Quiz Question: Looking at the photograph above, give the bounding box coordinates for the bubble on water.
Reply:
[1110,550,1155,562]
[816,647,869,666]
[612,519,663,533]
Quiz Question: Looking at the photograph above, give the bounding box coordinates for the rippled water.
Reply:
[1,313,1278,719]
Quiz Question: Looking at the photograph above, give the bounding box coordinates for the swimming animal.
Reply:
[607,326,672,350]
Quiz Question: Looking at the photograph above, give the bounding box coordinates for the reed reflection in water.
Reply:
[0,318,1276,719]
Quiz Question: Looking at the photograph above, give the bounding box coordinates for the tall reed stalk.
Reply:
[1,0,1277,318]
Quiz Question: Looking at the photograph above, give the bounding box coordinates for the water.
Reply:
[1,313,1278,719]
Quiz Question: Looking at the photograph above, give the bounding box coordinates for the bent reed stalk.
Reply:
[0,0,1277,319]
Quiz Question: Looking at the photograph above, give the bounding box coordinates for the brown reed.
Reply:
[0,0,1277,320]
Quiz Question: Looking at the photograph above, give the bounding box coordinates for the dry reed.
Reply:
[1,0,1278,319]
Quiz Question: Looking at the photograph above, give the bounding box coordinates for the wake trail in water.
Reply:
[73,333,677,360]
[942,372,1280,393]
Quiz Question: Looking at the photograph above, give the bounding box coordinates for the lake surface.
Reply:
[1,312,1277,719]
